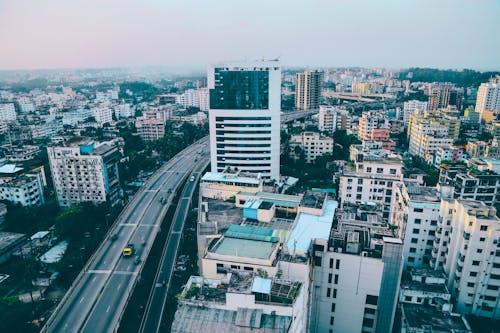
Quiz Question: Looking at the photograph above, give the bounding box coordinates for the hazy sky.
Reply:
[0,0,499,70]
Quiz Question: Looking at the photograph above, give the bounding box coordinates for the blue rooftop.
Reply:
[286,200,338,254]
[252,277,272,294]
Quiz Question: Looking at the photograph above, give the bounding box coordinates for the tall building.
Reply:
[428,83,463,111]
[208,61,281,181]
[475,75,500,123]
[403,100,428,126]
[48,139,122,207]
[0,103,16,122]
[295,70,322,110]
[289,131,333,163]
[318,106,351,133]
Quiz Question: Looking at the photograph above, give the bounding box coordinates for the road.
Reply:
[139,158,209,333]
[43,137,210,333]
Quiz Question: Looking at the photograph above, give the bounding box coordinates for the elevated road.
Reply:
[139,158,209,333]
[281,109,318,123]
[42,137,210,333]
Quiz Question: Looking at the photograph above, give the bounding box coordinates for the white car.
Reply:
[189,175,195,182]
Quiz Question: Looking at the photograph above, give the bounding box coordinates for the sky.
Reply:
[0,0,499,71]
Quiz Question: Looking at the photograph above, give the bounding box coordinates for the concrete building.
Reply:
[408,114,454,161]
[339,147,402,221]
[318,106,351,134]
[0,164,45,207]
[289,131,333,163]
[208,61,281,181]
[200,169,263,201]
[135,115,165,141]
[434,145,467,168]
[295,70,322,110]
[475,75,500,123]
[403,100,428,126]
[310,222,403,333]
[392,182,450,269]
[175,88,209,111]
[92,106,113,124]
[437,200,500,319]
[48,139,122,207]
[0,103,16,122]
[428,83,463,111]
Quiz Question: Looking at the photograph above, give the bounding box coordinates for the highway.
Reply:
[139,158,209,333]
[43,136,210,333]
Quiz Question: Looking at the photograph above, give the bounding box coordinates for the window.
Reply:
[366,295,378,305]
[409,247,416,253]
[364,307,376,314]
[336,259,340,269]
[328,273,332,283]
[408,257,415,262]
[366,167,372,173]
[480,237,486,242]
[358,179,363,185]
[414,219,422,224]
[477,249,483,253]
[413,228,420,234]
[330,316,334,325]
[329,258,334,269]
[390,168,397,174]
[327,288,331,297]
[467,282,475,287]
[414,208,423,213]
[470,272,478,277]
[411,238,418,244]
[487,285,499,291]
[334,274,339,284]
[333,289,337,298]
[480,225,488,231]
[362,318,374,327]
[331,303,336,312]
[472,260,480,266]
[376,168,383,173]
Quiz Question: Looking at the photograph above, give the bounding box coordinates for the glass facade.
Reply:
[210,69,269,110]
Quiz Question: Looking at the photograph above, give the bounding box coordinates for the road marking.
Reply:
[118,283,122,289]
[119,223,138,226]
[144,189,159,193]
[171,231,182,234]
[139,224,157,227]
[127,265,131,270]
[87,270,112,274]
[114,271,138,275]
[79,297,85,304]
[106,305,111,313]
[92,277,96,282]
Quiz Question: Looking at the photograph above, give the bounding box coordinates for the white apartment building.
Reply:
[114,103,134,118]
[403,100,428,126]
[92,106,113,124]
[475,75,500,123]
[48,139,122,207]
[310,235,403,333]
[175,88,209,111]
[408,119,453,160]
[135,116,165,141]
[392,182,447,269]
[434,145,467,168]
[437,200,500,319]
[208,61,281,181]
[0,164,45,207]
[200,169,263,200]
[0,103,16,122]
[339,150,402,220]
[318,106,352,134]
[289,131,333,163]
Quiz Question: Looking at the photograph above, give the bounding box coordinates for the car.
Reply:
[189,175,195,182]
[134,256,141,265]
[159,196,164,203]
[123,244,135,257]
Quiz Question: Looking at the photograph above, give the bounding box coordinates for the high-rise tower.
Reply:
[295,70,322,110]
[208,61,281,181]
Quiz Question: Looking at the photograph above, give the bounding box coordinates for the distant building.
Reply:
[135,115,165,141]
[295,70,322,110]
[428,83,463,111]
[0,164,45,207]
[403,100,428,126]
[289,131,333,163]
[92,106,113,124]
[48,139,122,207]
[475,75,500,123]
[208,61,281,181]
[318,106,350,134]
[0,103,16,122]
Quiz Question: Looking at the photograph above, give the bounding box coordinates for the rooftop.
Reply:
[405,182,440,203]
[0,231,26,253]
[401,304,470,333]
[0,164,23,175]
[202,171,261,186]
[205,199,243,232]
[300,191,326,209]
[211,237,277,260]
[40,240,68,264]
[286,200,338,253]
[238,192,302,209]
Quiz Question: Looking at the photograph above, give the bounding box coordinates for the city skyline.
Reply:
[1,0,499,71]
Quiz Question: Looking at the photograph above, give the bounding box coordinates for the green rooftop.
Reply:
[213,237,277,260]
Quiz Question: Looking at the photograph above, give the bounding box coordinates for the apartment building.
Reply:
[475,75,500,123]
[339,148,402,220]
[295,70,322,110]
[428,83,463,111]
[289,131,333,163]
[135,114,165,141]
[48,139,122,207]
[434,145,468,168]
[0,164,45,207]
[403,100,428,126]
[408,114,454,161]
[318,105,351,134]
[0,103,16,122]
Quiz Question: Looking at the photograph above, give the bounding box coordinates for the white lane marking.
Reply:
[127,265,131,270]
[79,297,85,304]
[87,270,112,274]
[92,277,97,282]
[106,305,111,313]
[117,283,122,289]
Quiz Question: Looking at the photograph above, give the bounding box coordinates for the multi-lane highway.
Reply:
[43,137,210,333]
[139,158,209,333]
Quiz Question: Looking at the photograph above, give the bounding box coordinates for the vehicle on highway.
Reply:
[110,233,118,241]
[134,256,141,265]
[161,197,167,205]
[189,175,195,182]
[159,196,164,203]
[122,244,135,257]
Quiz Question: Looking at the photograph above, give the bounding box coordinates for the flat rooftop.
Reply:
[206,199,243,231]
[202,172,261,186]
[405,182,440,202]
[286,200,338,253]
[0,232,26,253]
[300,191,327,209]
[171,305,292,333]
[402,304,470,332]
[212,237,277,260]
[238,191,302,209]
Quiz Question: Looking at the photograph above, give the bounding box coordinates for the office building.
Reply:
[208,61,281,181]
[48,139,122,207]
[475,75,500,123]
[295,70,322,110]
